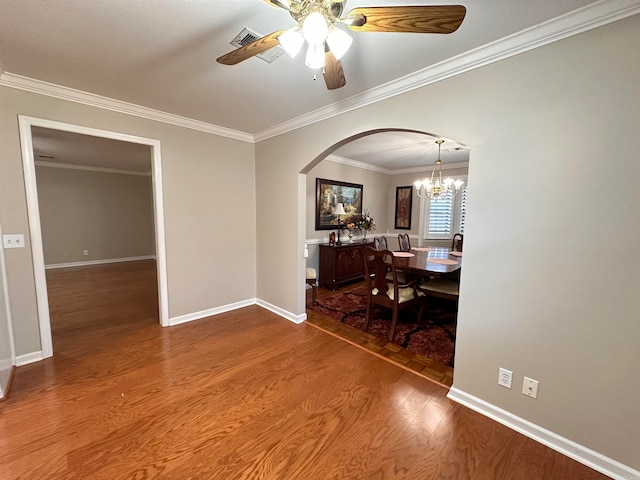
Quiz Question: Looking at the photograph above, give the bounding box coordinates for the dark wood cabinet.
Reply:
[319,242,368,289]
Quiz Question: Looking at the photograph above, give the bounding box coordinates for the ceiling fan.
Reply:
[216,0,466,90]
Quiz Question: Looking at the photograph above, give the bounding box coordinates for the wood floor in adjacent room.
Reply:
[305,282,455,388]
[1,260,607,479]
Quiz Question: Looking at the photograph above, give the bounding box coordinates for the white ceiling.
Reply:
[3,0,633,171]
[32,127,152,174]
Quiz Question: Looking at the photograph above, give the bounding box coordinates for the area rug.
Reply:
[309,286,456,366]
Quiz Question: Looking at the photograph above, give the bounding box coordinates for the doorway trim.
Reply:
[18,115,169,358]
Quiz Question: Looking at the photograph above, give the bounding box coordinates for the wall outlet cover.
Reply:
[498,368,513,389]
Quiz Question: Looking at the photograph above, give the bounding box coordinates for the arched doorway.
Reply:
[298,128,469,386]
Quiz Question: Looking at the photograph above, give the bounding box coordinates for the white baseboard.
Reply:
[168,298,257,326]
[45,255,156,269]
[256,299,306,324]
[447,387,640,480]
[15,351,44,366]
[169,298,305,326]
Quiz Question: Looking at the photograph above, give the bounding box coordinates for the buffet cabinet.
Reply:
[318,242,367,289]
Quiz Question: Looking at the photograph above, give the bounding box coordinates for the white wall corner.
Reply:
[447,387,640,480]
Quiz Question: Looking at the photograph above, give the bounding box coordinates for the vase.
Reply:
[362,230,367,242]
[348,231,354,243]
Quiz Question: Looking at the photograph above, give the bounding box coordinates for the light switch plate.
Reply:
[3,234,25,249]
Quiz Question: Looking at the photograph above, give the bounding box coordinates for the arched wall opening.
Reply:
[297,127,470,320]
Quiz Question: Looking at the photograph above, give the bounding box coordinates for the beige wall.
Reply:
[304,159,469,269]
[306,159,390,239]
[0,87,256,356]
[256,16,640,470]
[0,223,15,397]
[36,166,155,265]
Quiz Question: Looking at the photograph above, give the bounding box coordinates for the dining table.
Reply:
[391,247,462,277]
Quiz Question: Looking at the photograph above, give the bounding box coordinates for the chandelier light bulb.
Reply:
[302,11,329,45]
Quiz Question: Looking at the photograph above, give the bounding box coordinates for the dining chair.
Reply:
[397,233,411,251]
[305,268,317,304]
[363,247,423,342]
[451,233,463,252]
[416,277,460,326]
[373,236,388,251]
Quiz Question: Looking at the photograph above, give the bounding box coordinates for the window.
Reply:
[424,185,468,239]
[427,196,454,239]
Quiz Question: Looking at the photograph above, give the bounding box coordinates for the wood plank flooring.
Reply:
[305,282,454,387]
[0,260,608,479]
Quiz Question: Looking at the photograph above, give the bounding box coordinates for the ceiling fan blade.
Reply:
[216,30,285,65]
[263,0,290,11]
[345,6,466,34]
[323,50,346,90]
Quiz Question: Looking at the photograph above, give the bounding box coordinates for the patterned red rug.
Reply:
[309,286,456,366]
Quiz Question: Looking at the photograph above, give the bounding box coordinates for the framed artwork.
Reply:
[315,178,363,230]
[394,186,413,230]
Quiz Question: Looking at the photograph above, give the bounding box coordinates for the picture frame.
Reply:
[315,178,363,230]
[394,186,413,230]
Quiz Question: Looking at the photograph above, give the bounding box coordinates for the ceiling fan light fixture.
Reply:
[302,10,329,45]
[326,25,352,60]
[279,27,304,58]
[305,42,325,69]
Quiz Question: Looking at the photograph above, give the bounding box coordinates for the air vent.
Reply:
[230,27,284,63]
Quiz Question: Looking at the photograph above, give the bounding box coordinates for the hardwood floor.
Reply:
[1,261,608,479]
[305,282,454,387]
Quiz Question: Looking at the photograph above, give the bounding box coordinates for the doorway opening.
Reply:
[298,128,469,386]
[18,116,169,359]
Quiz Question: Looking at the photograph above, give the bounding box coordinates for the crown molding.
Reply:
[1,0,637,145]
[326,154,468,175]
[390,161,469,175]
[254,0,640,142]
[325,154,389,174]
[0,73,254,143]
[35,160,150,176]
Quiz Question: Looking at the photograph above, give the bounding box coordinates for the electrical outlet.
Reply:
[498,368,512,389]
[83,250,89,256]
[522,376,539,399]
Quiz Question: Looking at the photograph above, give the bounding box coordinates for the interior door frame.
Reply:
[18,115,170,358]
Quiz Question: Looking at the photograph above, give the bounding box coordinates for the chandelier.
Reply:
[414,139,464,200]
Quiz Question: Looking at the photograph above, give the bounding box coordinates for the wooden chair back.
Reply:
[364,247,394,305]
[451,233,463,252]
[397,233,411,252]
[363,247,421,341]
[373,236,388,251]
